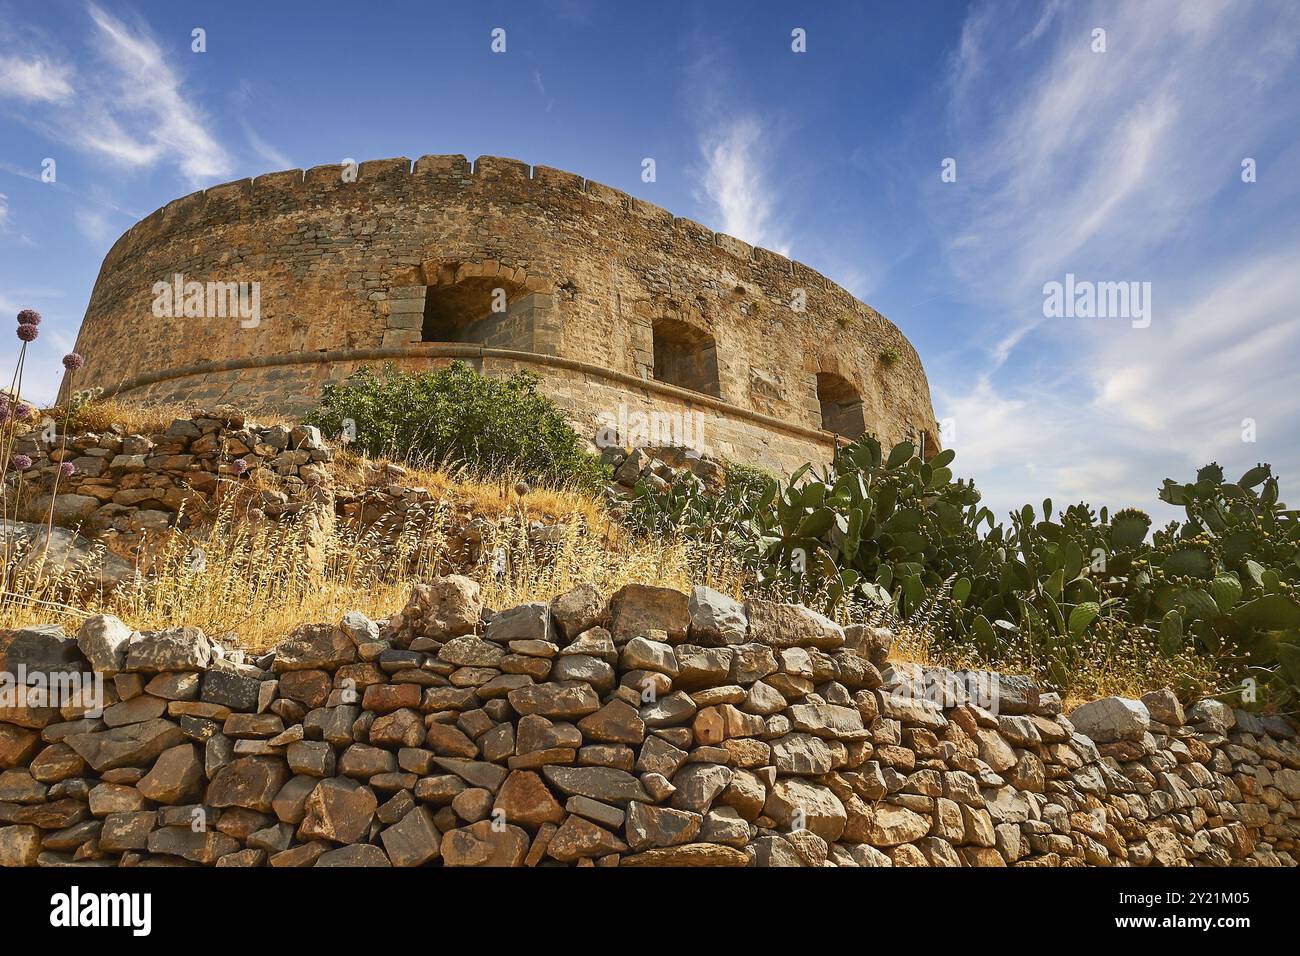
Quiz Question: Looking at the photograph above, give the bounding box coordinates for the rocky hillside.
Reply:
[1,581,1296,867]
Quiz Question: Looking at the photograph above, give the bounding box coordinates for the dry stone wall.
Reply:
[1,581,1296,868]
[5,408,723,572]
[7,407,334,562]
[65,155,941,475]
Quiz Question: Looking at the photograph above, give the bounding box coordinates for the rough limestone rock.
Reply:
[76,614,136,675]
[851,805,932,846]
[1141,689,1185,727]
[543,766,651,805]
[380,805,441,867]
[1,521,136,590]
[206,756,290,813]
[625,801,702,850]
[484,603,552,644]
[316,844,391,867]
[687,586,748,646]
[547,814,628,861]
[441,820,529,866]
[147,827,241,864]
[493,771,566,826]
[621,843,749,866]
[507,682,600,719]
[609,585,689,642]
[550,584,604,641]
[0,825,42,866]
[620,636,679,677]
[1069,697,1150,743]
[406,576,482,639]
[298,777,378,844]
[272,623,357,672]
[125,627,212,672]
[764,779,847,842]
[136,744,203,803]
[1187,699,1235,734]
[745,599,845,649]
[338,610,380,646]
[3,625,83,681]
[66,719,186,773]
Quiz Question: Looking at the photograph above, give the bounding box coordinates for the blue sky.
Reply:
[2,0,1298,522]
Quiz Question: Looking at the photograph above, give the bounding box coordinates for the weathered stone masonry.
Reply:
[1,582,1296,867]
[66,155,941,475]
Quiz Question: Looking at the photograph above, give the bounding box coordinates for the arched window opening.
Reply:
[651,317,721,397]
[816,372,866,440]
[422,274,528,343]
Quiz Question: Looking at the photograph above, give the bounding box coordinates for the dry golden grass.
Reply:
[880,607,1224,706]
[3,391,635,650]
[0,484,743,653]
[54,396,197,435]
[330,449,612,530]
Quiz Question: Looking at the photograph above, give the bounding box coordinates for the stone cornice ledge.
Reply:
[105,344,847,448]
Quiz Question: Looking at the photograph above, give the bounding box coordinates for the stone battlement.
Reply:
[107,156,855,285]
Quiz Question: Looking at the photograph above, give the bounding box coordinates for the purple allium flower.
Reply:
[14,403,33,421]
[11,454,32,471]
[0,406,9,426]
[17,309,41,326]
[231,458,249,475]
[62,352,85,371]
[59,461,76,479]
[17,323,38,342]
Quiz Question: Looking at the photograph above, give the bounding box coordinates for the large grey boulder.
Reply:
[125,626,212,672]
[1141,688,1185,726]
[2,625,84,682]
[1068,697,1150,743]
[484,602,551,644]
[1187,699,1235,735]
[271,623,355,672]
[745,599,844,649]
[688,586,748,646]
[76,614,136,676]
[0,521,136,590]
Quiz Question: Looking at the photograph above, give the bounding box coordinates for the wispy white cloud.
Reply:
[0,3,231,184]
[698,117,787,254]
[530,70,554,112]
[1017,0,1067,48]
[241,120,293,171]
[83,3,230,181]
[683,39,789,254]
[0,53,74,102]
[931,0,1300,519]
[1092,246,1300,470]
[0,192,8,229]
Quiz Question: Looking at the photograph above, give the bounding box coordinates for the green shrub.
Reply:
[723,461,779,501]
[306,362,608,490]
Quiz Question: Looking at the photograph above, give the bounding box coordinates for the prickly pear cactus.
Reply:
[630,440,1300,709]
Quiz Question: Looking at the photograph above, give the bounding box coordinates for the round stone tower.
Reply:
[67,154,940,474]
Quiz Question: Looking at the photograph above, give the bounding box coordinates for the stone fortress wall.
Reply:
[65,155,940,475]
